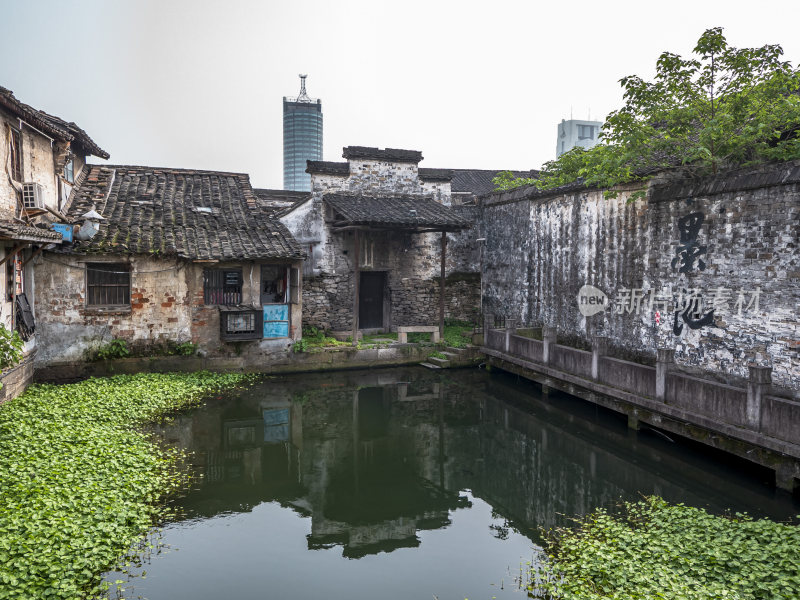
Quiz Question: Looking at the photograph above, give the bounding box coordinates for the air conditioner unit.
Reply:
[22,182,46,211]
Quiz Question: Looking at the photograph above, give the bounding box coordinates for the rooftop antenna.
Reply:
[297,74,311,102]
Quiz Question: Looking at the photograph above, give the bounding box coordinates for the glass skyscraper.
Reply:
[283,75,323,191]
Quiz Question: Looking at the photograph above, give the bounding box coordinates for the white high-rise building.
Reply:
[556,119,602,158]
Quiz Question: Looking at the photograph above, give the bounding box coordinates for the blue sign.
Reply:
[263,304,289,338]
[263,304,289,321]
[264,320,289,338]
[51,223,73,242]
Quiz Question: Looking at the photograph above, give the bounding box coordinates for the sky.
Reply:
[2,0,799,189]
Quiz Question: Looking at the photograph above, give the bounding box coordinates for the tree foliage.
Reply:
[496,28,800,195]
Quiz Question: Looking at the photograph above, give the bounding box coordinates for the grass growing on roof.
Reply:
[0,371,256,600]
[537,496,800,600]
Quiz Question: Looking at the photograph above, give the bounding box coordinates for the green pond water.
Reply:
[108,366,799,599]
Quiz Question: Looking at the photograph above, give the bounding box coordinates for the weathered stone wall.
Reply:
[1,110,57,219]
[483,162,800,390]
[283,154,482,332]
[300,229,477,331]
[34,254,192,364]
[34,254,303,365]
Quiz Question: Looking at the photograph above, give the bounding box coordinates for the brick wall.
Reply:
[482,161,800,391]
[34,254,303,365]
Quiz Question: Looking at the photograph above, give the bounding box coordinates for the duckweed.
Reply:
[0,371,256,599]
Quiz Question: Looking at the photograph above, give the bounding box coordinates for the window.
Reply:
[64,157,74,183]
[219,306,263,341]
[87,263,130,306]
[261,265,287,304]
[577,125,595,140]
[9,127,22,181]
[204,269,242,305]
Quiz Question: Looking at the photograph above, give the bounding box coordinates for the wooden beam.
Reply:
[440,231,446,340]
[352,229,361,347]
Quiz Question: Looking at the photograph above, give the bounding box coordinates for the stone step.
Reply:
[446,346,478,358]
[428,356,451,367]
[419,362,442,370]
[440,351,460,359]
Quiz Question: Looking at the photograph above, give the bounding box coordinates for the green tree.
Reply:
[497,28,800,195]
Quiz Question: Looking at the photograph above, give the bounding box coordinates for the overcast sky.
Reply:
[2,0,799,188]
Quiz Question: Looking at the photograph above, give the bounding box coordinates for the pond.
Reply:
[108,366,799,599]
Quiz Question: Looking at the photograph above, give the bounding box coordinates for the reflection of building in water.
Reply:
[159,368,797,556]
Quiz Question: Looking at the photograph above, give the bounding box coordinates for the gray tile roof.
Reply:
[418,168,453,182]
[0,221,63,243]
[342,146,423,163]
[451,169,539,195]
[63,165,305,261]
[0,86,109,159]
[254,189,310,216]
[306,160,349,176]
[324,194,471,231]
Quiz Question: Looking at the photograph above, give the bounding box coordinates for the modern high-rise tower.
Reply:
[556,119,602,157]
[283,75,323,191]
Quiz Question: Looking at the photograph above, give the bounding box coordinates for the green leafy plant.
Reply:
[497,28,800,196]
[293,338,309,353]
[429,351,447,360]
[169,340,198,356]
[0,324,24,370]
[93,338,130,361]
[537,496,800,600]
[0,371,257,600]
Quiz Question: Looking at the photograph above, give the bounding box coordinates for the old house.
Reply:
[35,165,306,366]
[280,146,486,338]
[0,86,108,394]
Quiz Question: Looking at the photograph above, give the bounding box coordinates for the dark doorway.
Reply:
[359,271,385,329]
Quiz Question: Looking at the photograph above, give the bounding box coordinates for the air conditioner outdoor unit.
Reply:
[22,182,46,211]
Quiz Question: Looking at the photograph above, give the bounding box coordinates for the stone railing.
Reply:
[481,315,800,488]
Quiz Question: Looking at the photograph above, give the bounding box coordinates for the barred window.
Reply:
[219,307,263,341]
[87,263,130,306]
[204,269,242,305]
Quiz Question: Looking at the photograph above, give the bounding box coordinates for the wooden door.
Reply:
[359,272,384,329]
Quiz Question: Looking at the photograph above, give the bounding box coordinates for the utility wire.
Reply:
[41,255,181,275]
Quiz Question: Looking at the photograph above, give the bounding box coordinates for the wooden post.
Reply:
[352,229,360,346]
[439,231,446,341]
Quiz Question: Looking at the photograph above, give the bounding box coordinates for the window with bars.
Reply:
[86,263,130,306]
[9,127,22,181]
[219,306,263,341]
[203,269,243,305]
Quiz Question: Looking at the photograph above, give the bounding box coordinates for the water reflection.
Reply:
[157,366,797,556]
[113,367,799,600]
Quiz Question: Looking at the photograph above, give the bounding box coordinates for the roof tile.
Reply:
[63,165,305,261]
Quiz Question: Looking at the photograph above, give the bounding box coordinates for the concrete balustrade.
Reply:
[480,319,800,492]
